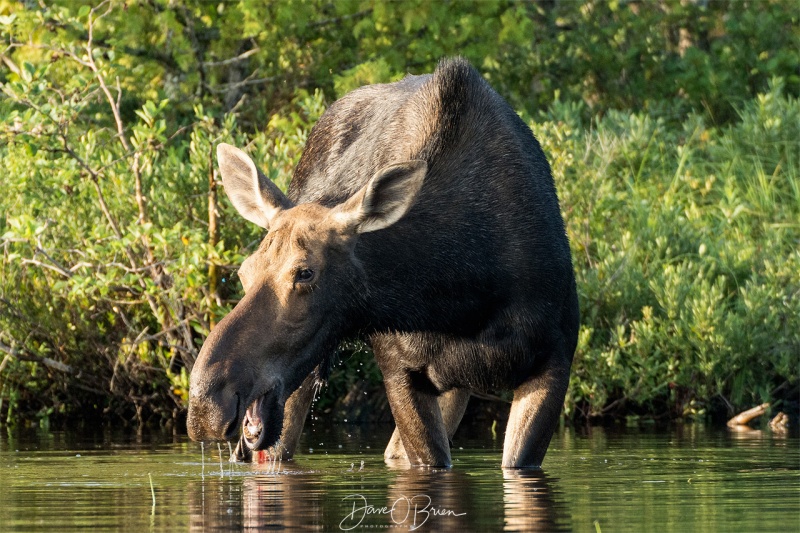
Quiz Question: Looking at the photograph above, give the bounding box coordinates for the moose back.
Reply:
[187,58,579,469]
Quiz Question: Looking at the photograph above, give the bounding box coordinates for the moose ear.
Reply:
[217,143,293,229]
[334,160,427,234]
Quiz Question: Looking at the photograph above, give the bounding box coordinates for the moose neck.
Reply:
[352,213,503,338]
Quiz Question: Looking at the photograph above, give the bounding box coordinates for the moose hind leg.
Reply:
[502,353,571,469]
[385,388,470,461]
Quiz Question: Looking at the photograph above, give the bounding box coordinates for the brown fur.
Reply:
[187,58,579,469]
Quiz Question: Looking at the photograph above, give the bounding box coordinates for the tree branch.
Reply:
[21,257,71,278]
[202,47,259,68]
[206,74,280,94]
[85,0,131,154]
[0,338,73,374]
[0,53,20,75]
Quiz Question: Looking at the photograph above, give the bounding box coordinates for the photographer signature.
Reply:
[339,493,466,531]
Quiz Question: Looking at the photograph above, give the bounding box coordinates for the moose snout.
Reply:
[187,321,248,443]
[187,356,255,444]
[186,399,211,442]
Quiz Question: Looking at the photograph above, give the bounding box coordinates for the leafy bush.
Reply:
[0,6,327,420]
[2,1,797,127]
[0,1,796,425]
[540,81,800,418]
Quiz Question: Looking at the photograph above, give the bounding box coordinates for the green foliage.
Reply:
[0,1,797,424]
[540,81,800,418]
[3,1,797,129]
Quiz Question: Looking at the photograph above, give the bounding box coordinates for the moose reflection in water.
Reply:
[187,463,567,531]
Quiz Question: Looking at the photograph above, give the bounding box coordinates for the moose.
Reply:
[187,58,579,469]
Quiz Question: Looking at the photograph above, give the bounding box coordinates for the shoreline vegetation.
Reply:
[1,1,797,428]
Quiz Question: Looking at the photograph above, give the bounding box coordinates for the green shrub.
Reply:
[540,81,800,418]
[1,1,796,425]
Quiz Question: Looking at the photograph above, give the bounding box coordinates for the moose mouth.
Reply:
[240,390,283,451]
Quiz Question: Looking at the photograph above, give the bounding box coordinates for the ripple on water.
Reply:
[0,424,797,532]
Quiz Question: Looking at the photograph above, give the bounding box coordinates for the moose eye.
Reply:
[295,268,315,284]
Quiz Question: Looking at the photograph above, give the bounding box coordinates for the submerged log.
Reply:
[769,412,789,433]
[727,403,789,433]
[727,403,770,428]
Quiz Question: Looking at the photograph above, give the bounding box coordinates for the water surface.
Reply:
[1,424,797,531]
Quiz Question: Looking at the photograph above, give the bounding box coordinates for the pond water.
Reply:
[0,423,797,532]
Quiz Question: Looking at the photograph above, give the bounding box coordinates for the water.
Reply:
[0,424,797,532]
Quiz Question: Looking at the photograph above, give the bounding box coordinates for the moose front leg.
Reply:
[385,388,470,461]
[382,370,451,467]
[502,350,571,469]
